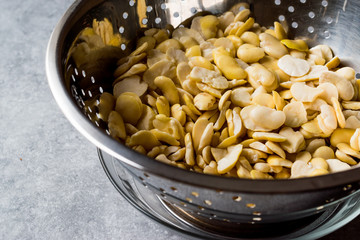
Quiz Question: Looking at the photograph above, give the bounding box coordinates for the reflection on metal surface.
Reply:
[99,149,360,239]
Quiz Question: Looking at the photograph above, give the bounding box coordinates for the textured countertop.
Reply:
[0,0,359,239]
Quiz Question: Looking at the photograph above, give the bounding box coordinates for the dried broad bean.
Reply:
[115,92,143,125]
[93,9,360,180]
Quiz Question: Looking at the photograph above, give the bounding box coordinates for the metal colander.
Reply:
[47,0,360,239]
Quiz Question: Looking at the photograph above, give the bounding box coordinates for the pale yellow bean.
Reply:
[226,35,243,49]
[310,158,328,170]
[151,129,180,146]
[185,45,202,58]
[154,76,179,105]
[259,33,288,59]
[274,21,287,40]
[267,155,293,168]
[237,44,265,63]
[252,93,275,108]
[250,170,273,179]
[193,93,217,111]
[319,71,354,101]
[335,149,357,165]
[279,127,305,154]
[218,90,232,110]
[156,96,170,117]
[213,48,247,80]
[235,17,255,37]
[171,104,186,126]
[240,105,286,132]
[234,9,251,22]
[240,31,260,46]
[214,37,236,57]
[156,39,182,53]
[116,92,143,125]
[179,36,198,49]
[184,133,195,166]
[281,39,308,51]
[189,56,214,70]
[246,63,278,92]
[199,15,220,40]
[108,111,126,140]
[217,144,243,174]
[128,130,161,151]
[330,129,355,147]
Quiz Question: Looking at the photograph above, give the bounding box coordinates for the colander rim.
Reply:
[46,0,360,194]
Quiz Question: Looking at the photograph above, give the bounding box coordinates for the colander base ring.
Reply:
[99,149,360,240]
[159,199,333,239]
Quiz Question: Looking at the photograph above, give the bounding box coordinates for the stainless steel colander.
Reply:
[46,0,360,239]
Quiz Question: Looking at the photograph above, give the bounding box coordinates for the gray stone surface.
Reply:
[0,0,359,239]
[0,0,182,239]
